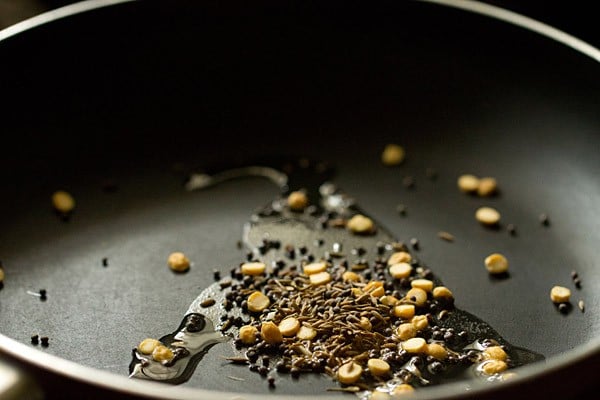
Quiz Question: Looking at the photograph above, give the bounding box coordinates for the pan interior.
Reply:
[0,0,599,396]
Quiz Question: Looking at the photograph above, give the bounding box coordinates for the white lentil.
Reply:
[457,174,480,193]
[167,252,190,272]
[381,144,405,166]
[484,253,509,274]
[51,190,75,213]
[241,262,266,276]
[476,207,501,225]
[337,361,363,384]
[550,286,571,303]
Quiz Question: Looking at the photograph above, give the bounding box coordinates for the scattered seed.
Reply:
[200,298,216,308]
[381,144,405,166]
[40,336,49,347]
[402,176,415,189]
[31,334,39,345]
[506,224,517,236]
[550,286,571,303]
[539,213,550,226]
[484,253,508,275]
[102,257,109,267]
[437,231,454,242]
[167,252,191,273]
[476,207,501,226]
[396,204,407,216]
[578,300,585,312]
[409,238,419,250]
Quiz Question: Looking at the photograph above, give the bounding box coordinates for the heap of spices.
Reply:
[216,243,531,396]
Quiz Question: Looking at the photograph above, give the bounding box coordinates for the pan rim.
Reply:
[0,0,599,398]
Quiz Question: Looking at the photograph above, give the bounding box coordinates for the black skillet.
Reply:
[0,0,599,399]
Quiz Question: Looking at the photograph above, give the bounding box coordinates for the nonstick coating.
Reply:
[0,0,599,399]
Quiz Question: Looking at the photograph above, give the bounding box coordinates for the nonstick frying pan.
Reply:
[0,0,599,399]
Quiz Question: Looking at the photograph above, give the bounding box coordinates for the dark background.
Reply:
[1,0,598,49]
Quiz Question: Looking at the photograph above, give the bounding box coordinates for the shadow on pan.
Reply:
[0,0,598,399]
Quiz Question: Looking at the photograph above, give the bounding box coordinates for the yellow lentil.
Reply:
[241,262,266,276]
[309,271,332,286]
[347,214,375,235]
[278,317,301,336]
[405,287,428,306]
[426,343,448,360]
[296,325,317,340]
[51,190,75,213]
[303,261,328,275]
[401,337,427,353]
[342,271,361,282]
[481,359,508,375]
[393,304,415,319]
[367,358,390,376]
[247,291,271,312]
[484,346,508,361]
[396,323,417,341]
[380,295,399,306]
[260,321,283,344]
[238,325,258,344]
[484,253,509,274]
[550,286,571,303]
[477,177,498,197]
[381,144,405,166]
[138,338,161,355]
[457,174,480,193]
[411,279,434,292]
[287,191,309,211]
[152,345,174,362]
[432,286,454,300]
[337,361,363,384]
[391,384,414,395]
[389,263,412,279]
[411,315,429,331]
[475,206,501,225]
[387,251,411,265]
[167,252,190,272]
